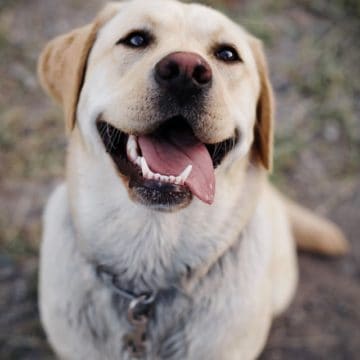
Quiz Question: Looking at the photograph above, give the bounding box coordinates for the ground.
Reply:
[0,0,359,359]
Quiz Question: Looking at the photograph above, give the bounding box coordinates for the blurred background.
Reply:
[0,0,359,358]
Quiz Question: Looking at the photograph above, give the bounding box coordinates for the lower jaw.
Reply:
[128,177,193,212]
[106,151,194,211]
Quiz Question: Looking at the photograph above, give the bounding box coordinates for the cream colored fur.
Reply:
[38,1,348,359]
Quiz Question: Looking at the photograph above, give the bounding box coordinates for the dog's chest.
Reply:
[63,246,259,360]
[41,185,272,360]
[74,269,233,360]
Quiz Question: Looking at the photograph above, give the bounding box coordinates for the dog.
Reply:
[38,1,348,359]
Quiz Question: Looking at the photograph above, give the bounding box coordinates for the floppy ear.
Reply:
[249,38,274,171]
[38,3,122,133]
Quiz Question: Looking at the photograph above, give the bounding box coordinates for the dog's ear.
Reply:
[38,2,122,132]
[249,38,274,171]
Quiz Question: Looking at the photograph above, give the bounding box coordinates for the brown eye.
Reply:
[117,31,152,48]
[215,45,241,63]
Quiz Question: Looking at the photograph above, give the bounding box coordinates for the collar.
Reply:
[96,265,156,303]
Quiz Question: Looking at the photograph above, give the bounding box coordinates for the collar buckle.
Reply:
[96,265,156,358]
[124,293,156,358]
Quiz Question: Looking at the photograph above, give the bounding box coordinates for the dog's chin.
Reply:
[96,116,238,212]
[129,179,192,212]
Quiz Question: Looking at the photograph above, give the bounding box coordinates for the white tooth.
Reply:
[178,165,192,183]
[127,135,135,150]
[141,157,151,177]
[138,157,192,183]
[129,149,136,161]
[127,135,139,163]
[129,134,136,145]
[129,141,134,151]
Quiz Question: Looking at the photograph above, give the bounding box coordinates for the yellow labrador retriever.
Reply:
[38,1,348,359]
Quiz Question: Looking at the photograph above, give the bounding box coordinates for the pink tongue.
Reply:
[138,127,215,204]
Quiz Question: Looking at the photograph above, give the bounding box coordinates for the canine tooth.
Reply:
[127,135,136,150]
[130,149,137,161]
[127,135,139,162]
[175,176,182,185]
[136,157,142,167]
[178,165,192,183]
[129,135,137,145]
[126,144,131,158]
[141,157,151,177]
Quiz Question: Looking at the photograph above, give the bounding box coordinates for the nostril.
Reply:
[156,60,180,82]
[193,64,212,85]
[164,62,180,80]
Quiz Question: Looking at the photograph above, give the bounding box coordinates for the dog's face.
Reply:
[39,0,273,214]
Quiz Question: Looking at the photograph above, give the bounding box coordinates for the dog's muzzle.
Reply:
[96,51,238,211]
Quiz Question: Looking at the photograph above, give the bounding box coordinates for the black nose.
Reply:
[155,52,212,97]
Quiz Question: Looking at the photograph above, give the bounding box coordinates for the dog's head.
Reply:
[39,0,274,212]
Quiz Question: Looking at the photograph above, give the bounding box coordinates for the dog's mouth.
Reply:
[97,116,238,210]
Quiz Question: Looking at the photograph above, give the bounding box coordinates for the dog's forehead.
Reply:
[98,0,250,46]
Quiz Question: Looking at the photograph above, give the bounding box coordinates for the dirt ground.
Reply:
[0,0,359,359]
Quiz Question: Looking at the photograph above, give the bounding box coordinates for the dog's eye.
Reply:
[117,31,152,48]
[215,45,241,63]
